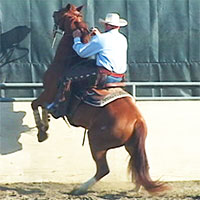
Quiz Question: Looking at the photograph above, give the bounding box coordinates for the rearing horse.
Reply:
[31,4,168,195]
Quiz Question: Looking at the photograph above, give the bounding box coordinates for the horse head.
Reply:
[53,4,90,43]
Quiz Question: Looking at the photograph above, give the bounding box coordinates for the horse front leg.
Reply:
[31,66,61,142]
[31,97,49,142]
[42,107,50,130]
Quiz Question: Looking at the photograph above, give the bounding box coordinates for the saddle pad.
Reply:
[77,88,134,107]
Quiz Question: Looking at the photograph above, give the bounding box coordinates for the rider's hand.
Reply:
[90,27,101,36]
[73,29,82,38]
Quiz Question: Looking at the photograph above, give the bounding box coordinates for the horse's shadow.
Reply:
[0,185,45,195]
[0,103,31,155]
[0,25,31,68]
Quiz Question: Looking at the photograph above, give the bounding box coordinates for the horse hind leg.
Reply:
[71,148,109,195]
[125,118,169,195]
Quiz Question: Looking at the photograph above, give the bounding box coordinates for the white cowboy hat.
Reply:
[99,13,128,27]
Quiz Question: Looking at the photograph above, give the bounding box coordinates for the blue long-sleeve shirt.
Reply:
[72,29,127,74]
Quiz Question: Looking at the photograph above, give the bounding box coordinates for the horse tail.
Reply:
[126,118,168,194]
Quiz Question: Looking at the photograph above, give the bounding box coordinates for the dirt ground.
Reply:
[0,181,199,200]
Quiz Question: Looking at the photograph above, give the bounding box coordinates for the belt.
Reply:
[98,67,124,78]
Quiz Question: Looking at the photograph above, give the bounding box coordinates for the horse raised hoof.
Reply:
[37,131,48,142]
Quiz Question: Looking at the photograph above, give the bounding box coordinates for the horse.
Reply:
[31,4,168,195]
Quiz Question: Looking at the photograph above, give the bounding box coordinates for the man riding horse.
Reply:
[32,4,168,195]
[47,13,128,118]
[73,12,128,84]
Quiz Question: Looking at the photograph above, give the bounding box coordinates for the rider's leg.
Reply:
[105,76,123,83]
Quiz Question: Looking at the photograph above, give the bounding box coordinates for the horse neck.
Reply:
[52,33,74,64]
[52,26,90,72]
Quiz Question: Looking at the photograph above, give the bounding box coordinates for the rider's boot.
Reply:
[46,79,72,119]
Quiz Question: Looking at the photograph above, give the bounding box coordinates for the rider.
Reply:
[72,13,128,85]
[47,13,128,118]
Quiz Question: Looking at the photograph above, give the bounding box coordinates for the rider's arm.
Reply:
[72,36,102,58]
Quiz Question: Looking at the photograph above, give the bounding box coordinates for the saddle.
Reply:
[46,63,132,119]
[47,82,133,120]
[64,84,133,125]
[76,86,132,107]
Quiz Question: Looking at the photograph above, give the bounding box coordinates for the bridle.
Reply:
[51,24,64,48]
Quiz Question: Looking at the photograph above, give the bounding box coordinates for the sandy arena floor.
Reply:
[0,181,200,200]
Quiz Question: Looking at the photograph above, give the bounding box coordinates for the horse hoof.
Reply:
[133,185,141,192]
[70,188,87,195]
[37,131,48,142]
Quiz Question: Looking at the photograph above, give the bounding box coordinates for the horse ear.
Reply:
[76,5,84,12]
[66,4,71,10]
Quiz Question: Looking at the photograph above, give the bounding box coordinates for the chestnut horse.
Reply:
[31,4,168,195]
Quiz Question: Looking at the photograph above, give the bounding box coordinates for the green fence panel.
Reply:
[0,0,199,98]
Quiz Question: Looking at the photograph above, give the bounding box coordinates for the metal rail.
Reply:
[125,82,200,101]
[0,82,200,101]
[0,83,43,88]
